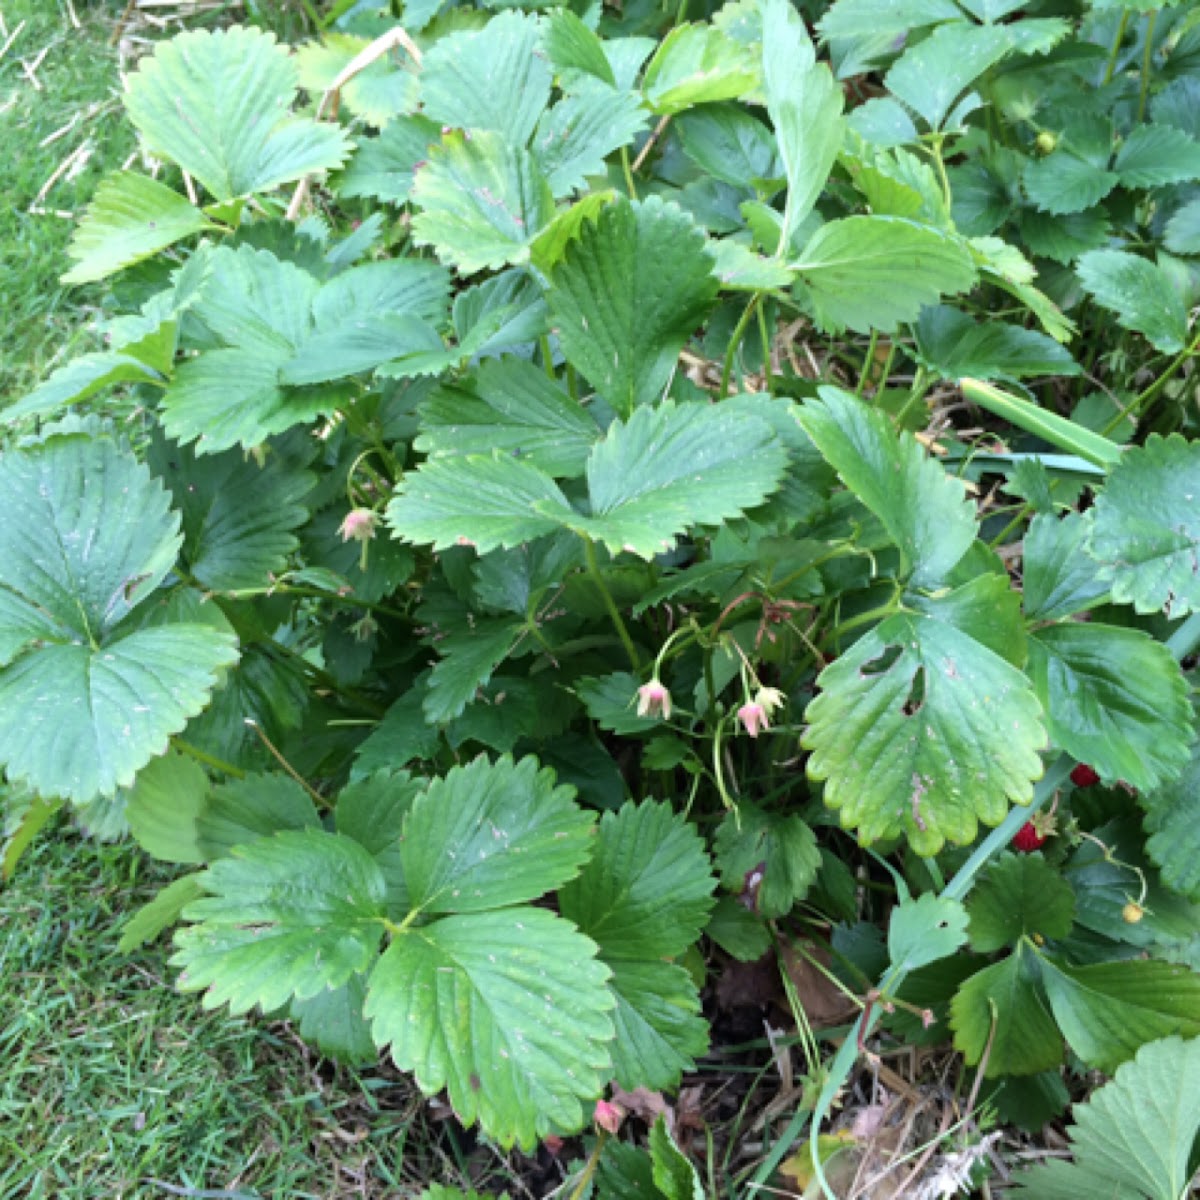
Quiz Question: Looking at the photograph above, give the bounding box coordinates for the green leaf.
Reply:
[548,196,717,418]
[366,907,613,1148]
[708,240,796,291]
[196,773,320,859]
[950,945,1063,1077]
[888,892,969,972]
[283,314,441,386]
[676,105,782,191]
[335,771,422,920]
[294,34,418,128]
[1114,124,1200,188]
[714,805,819,919]
[798,386,976,586]
[1142,732,1200,903]
[1090,434,1200,615]
[173,829,387,1013]
[802,612,1046,854]
[914,306,1078,382]
[401,755,594,914]
[706,895,771,961]
[533,86,649,198]
[420,13,551,145]
[576,400,789,558]
[2,792,62,881]
[352,687,441,779]
[125,749,209,863]
[1013,1036,1200,1200]
[1018,208,1112,265]
[542,9,615,86]
[124,27,350,201]
[968,852,1076,953]
[424,619,523,724]
[575,672,660,734]
[416,356,601,478]
[119,874,205,954]
[649,1116,705,1200]
[1027,623,1192,792]
[1022,512,1109,622]
[884,23,1011,131]
[1023,153,1119,216]
[793,217,978,334]
[336,115,441,204]
[386,455,571,554]
[63,172,209,284]
[6,352,167,425]
[147,436,314,590]
[909,572,1027,667]
[411,131,554,275]
[641,23,758,116]
[560,801,715,961]
[1077,250,1190,354]
[818,0,964,44]
[1040,958,1200,1072]
[0,438,238,801]
[291,974,377,1066]
[761,0,845,245]
[1164,197,1200,256]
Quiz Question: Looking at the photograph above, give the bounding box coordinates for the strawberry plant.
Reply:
[4,0,1200,1193]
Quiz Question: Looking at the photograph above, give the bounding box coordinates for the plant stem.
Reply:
[1137,10,1158,123]
[568,1131,610,1200]
[720,294,762,397]
[224,584,410,623]
[1101,327,1200,436]
[539,335,556,380]
[245,719,331,810]
[172,738,246,779]
[583,537,641,671]
[1102,10,1130,85]
[856,331,879,397]
[892,367,928,429]
[757,300,774,394]
[620,147,638,200]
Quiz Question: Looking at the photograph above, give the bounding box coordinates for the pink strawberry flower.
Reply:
[637,679,672,720]
[738,701,768,737]
[339,508,377,543]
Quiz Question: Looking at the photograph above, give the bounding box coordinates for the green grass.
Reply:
[0,826,520,1199]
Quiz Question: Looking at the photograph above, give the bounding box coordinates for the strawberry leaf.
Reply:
[641,23,759,115]
[1077,250,1190,354]
[967,853,1076,953]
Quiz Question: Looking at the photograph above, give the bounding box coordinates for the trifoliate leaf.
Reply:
[1022,512,1109,621]
[950,945,1063,1077]
[401,755,594,915]
[761,0,844,246]
[968,853,1076,953]
[714,805,819,919]
[888,893,969,972]
[62,172,210,285]
[708,240,796,290]
[290,974,377,1066]
[335,771,422,920]
[125,749,209,864]
[576,400,790,558]
[884,22,1011,131]
[802,612,1046,855]
[386,455,572,553]
[366,907,613,1148]
[124,27,350,201]
[1114,123,1200,188]
[547,196,718,418]
[1040,958,1200,1072]
[533,86,648,198]
[915,306,1078,382]
[173,830,387,1013]
[420,12,551,145]
[0,438,237,801]
[909,572,1027,667]
[798,386,976,586]
[1077,250,1190,354]
[1013,1035,1200,1200]
[1023,153,1118,216]
[1017,208,1111,265]
[1027,623,1192,792]
[542,9,615,86]
[195,774,321,859]
[416,356,601,478]
[336,115,441,204]
[641,23,759,115]
[1090,435,1200,615]
[411,131,554,275]
[793,217,978,334]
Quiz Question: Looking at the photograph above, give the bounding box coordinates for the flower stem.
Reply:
[1102,9,1131,85]
[584,537,641,671]
[172,738,246,779]
[720,294,762,397]
[1101,326,1200,437]
[1137,10,1158,123]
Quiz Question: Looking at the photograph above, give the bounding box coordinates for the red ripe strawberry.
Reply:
[1070,764,1100,788]
[1012,822,1046,853]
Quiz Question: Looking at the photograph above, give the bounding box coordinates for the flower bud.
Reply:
[737,701,768,738]
[594,1099,624,1135]
[339,508,378,543]
[636,679,672,720]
